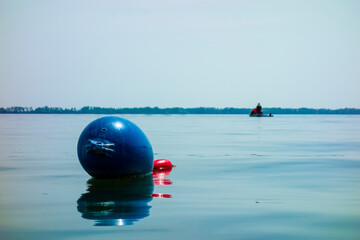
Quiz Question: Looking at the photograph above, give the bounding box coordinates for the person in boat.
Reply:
[250,103,263,116]
[256,103,262,112]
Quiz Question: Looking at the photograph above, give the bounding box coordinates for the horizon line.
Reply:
[2,106,360,110]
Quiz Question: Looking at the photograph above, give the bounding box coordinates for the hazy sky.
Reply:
[1,0,359,109]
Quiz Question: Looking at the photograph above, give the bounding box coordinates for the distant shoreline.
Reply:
[1,106,360,114]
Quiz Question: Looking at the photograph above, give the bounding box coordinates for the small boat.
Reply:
[249,103,273,117]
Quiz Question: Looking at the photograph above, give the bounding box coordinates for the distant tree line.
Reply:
[0,106,359,114]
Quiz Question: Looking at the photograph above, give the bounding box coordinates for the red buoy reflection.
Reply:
[152,168,172,185]
[152,160,173,198]
[152,193,172,198]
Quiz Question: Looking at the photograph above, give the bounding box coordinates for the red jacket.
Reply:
[251,109,263,114]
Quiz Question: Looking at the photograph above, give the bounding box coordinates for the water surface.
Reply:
[0,114,359,239]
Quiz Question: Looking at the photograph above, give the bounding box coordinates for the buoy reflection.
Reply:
[153,168,173,185]
[77,167,174,226]
[77,175,154,226]
[152,168,173,198]
[152,193,172,198]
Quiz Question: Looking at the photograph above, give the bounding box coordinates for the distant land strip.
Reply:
[1,106,360,114]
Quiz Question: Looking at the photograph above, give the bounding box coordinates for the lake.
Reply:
[0,114,359,240]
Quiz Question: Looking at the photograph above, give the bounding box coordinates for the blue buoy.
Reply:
[77,116,153,178]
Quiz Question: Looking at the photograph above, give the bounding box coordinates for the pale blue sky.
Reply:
[1,0,359,109]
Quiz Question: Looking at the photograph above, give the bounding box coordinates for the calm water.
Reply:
[0,114,359,240]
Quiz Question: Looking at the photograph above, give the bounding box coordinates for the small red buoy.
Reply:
[153,159,173,170]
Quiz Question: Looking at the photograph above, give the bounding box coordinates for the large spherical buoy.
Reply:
[77,116,153,178]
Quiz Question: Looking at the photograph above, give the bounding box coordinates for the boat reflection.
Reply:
[77,175,154,226]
